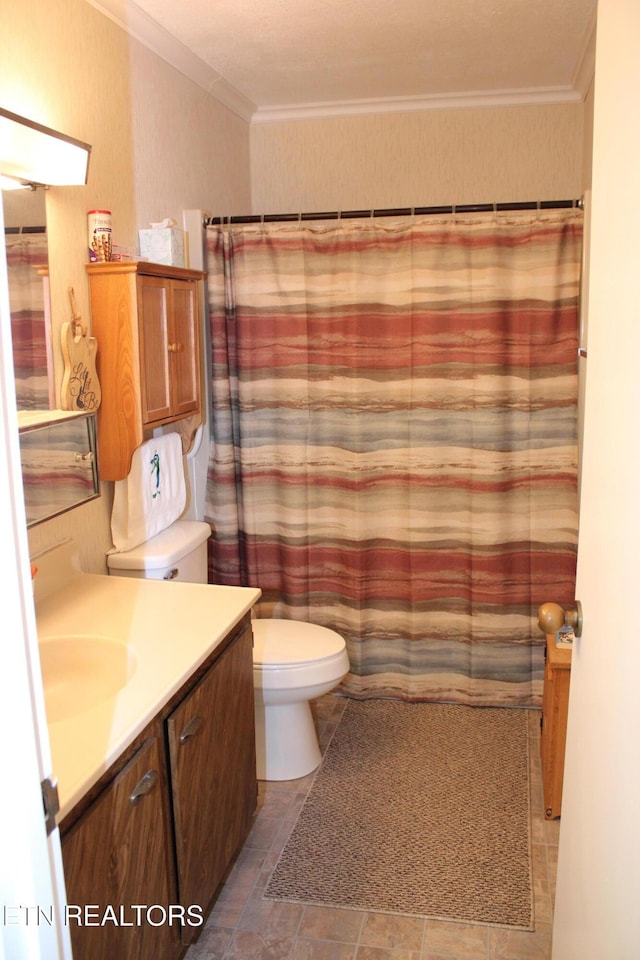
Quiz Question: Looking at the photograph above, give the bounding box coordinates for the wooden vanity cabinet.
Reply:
[61,732,179,960]
[167,621,256,944]
[60,616,257,958]
[540,635,572,819]
[86,261,204,481]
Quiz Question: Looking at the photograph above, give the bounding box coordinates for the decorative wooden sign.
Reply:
[60,287,102,412]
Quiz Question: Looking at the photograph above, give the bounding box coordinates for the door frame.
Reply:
[552,0,640,954]
[0,194,70,960]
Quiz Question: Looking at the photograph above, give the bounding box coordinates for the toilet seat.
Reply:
[252,619,346,668]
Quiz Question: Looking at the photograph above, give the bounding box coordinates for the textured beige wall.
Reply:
[1,0,251,572]
[250,103,586,214]
[129,42,251,227]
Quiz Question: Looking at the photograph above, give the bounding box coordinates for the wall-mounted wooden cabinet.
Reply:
[86,261,204,481]
[540,635,572,819]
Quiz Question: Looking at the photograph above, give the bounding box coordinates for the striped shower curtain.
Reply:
[205,210,582,706]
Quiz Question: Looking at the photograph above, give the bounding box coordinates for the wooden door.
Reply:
[62,735,178,960]
[167,626,256,942]
[138,275,172,424]
[168,279,201,419]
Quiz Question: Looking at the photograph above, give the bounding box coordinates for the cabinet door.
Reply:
[167,625,256,940]
[169,279,201,418]
[62,736,178,960]
[138,276,173,424]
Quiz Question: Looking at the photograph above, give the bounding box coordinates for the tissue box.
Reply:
[138,227,185,267]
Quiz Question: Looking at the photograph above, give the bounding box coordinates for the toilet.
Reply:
[106,519,211,583]
[252,618,349,781]
[107,520,350,781]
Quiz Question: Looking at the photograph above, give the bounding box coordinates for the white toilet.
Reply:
[252,618,349,781]
[107,520,350,781]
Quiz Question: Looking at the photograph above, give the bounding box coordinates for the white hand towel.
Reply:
[110,432,186,553]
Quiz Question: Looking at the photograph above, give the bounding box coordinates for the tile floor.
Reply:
[185,695,558,960]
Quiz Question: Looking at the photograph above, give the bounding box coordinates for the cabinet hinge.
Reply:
[41,777,60,836]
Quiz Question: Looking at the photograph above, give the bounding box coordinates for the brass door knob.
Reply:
[537,601,583,637]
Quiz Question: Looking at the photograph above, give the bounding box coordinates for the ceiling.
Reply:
[92,0,597,122]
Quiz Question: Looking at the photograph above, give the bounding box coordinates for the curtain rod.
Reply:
[204,198,583,227]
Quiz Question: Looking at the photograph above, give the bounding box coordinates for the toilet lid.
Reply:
[252,619,345,667]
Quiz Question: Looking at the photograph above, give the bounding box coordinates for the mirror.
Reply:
[3,186,55,410]
[3,175,99,526]
[19,411,99,526]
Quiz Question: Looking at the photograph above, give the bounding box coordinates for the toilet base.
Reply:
[254,699,322,781]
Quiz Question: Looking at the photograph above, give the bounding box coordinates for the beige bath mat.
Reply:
[264,699,533,930]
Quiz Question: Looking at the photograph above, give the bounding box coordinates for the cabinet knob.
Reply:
[129,769,158,805]
[179,715,203,744]
[168,342,185,353]
[537,601,583,637]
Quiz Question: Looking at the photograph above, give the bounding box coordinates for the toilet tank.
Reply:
[107,520,211,583]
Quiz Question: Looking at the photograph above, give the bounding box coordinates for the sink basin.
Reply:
[38,635,138,723]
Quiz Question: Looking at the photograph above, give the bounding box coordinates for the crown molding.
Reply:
[206,77,257,122]
[572,10,597,99]
[88,0,595,127]
[87,0,256,122]
[252,86,584,124]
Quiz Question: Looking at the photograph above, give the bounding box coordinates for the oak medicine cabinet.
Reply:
[86,261,204,481]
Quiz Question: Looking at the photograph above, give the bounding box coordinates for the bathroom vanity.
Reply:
[34,541,260,958]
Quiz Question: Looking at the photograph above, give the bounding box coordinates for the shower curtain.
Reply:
[205,210,582,707]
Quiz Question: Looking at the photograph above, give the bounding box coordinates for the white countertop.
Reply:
[34,541,260,822]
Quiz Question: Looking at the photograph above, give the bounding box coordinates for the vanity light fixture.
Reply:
[0,175,31,190]
[0,107,91,188]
